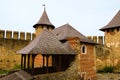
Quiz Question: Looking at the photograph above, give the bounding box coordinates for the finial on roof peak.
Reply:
[42,4,46,11]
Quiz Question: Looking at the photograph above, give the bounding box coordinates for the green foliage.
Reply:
[0,70,9,74]
[104,66,114,73]
[97,69,104,73]
[97,66,114,73]
[13,64,21,70]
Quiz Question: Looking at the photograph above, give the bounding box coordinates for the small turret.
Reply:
[33,6,55,36]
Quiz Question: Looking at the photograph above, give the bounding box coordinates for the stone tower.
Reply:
[100,10,120,66]
[33,7,55,36]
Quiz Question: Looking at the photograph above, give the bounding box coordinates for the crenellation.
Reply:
[98,36,104,45]
[26,32,31,40]
[93,36,97,43]
[0,30,5,38]
[6,30,12,39]
[0,29,35,40]
[87,36,92,40]
[87,36,104,44]
[20,32,25,40]
[32,33,36,40]
[13,31,19,39]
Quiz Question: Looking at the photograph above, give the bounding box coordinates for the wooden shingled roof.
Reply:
[33,8,55,29]
[17,29,76,54]
[0,70,33,80]
[100,10,120,31]
[52,23,94,44]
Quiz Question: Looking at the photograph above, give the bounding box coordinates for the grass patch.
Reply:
[0,70,9,74]
[97,65,114,73]
[12,64,21,70]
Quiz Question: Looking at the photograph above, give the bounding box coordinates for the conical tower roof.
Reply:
[33,8,55,29]
[100,10,120,31]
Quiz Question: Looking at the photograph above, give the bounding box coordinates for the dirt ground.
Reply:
[97,73,120,80]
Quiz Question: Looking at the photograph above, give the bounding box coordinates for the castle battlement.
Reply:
[0,30,36,40]
[87,36,105,44]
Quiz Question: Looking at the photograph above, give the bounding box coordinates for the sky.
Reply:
[0,0,120,36]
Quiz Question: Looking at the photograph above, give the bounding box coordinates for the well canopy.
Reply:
[17,29,76,55]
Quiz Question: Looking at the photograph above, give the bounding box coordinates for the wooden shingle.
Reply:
[17,29,75,54]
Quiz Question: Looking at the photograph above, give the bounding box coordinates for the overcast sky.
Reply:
[0,0,120,36]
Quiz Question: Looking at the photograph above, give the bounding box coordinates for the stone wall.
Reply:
[89,32,120,72]
[0,30,35,70]
[68,37,96,80]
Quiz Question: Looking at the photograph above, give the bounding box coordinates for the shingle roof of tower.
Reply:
[52,23,95,44]
[17,29,76,54]
[100,10,120,31]
[33,8,55,29]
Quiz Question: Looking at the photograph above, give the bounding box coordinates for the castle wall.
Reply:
[0,30,35,70]
[87,29,120,72]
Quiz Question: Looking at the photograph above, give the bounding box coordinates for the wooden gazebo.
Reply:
[17,29,76,75]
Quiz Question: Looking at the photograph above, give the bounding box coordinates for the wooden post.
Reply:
[46,55,49,73]
[24,54,26,69]
[21,54,23,69]
[27,54,30,70]
[31,54,34,75]
[31,54,36,75]
[42,55,45,67]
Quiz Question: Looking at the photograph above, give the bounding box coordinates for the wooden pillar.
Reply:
[32,54,35,69]
[24,54,26,69]
[46,55,49,67]
[21,54,24,69]
[31,54,36,75]
[46,55,49,73]
[27,54,30,70]
[42,55,45,67]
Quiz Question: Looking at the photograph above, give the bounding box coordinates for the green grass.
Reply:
[12,64,21,70]
[0,70,9,74]
[0,65,21,75]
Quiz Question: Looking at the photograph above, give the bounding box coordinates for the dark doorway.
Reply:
[52,55,75,72]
